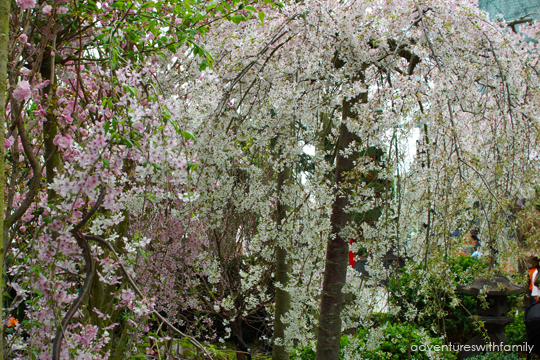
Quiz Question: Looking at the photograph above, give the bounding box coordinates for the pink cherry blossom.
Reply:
[42,4,52,15]
[12,81,32,102]
[52,134,73,150]
[133,122,144,132]
[4,0,540,357]
[119,289,136,309]
[21,212,34,222]
[51,219,62,232]
[85,175,99,189]
[16,0,36,10]
[4,136,14,149]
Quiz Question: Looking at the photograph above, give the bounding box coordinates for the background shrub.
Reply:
[506,312,527,346]
[388,255,508,344]
[289,323,456,360]
[467,352,520,359]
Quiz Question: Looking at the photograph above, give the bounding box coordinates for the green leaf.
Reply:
[169,119,182,134]
[187,162,198,171]
[102,159,110,168]
[174,4,185,13]
[120,137,134,147]
[232,15,243,24]
[149,162,162,172]
[199,26,209,36]
[216,4,226,14]
[183,130,194,140]
[141,1,155,9]
[123,85,137,97]
[111,50,118,70]
[258,11,265,23]
[199,58,209,71]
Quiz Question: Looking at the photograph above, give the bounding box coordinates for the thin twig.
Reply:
[51,232,95,360]
[51,181,106,359]
[417,5,463,179]
[86,235,215,359]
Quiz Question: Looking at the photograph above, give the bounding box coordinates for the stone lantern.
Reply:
[457,274,527,359]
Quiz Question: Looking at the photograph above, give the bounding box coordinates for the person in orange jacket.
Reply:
[528,256,540,304]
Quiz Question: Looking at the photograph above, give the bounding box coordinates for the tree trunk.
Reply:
[40,60,61,201]
[44,115,61,198]
[231,316,245,360]
[272,163,291,360]
[315,93,364,360]
[0,0,10,355]
[111,323,131,360]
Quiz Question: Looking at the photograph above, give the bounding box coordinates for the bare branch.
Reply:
[4,103,42,250]
[86,234,215,359]
[52,232,94,360]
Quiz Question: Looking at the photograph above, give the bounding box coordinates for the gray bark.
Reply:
[272,163,291,360]
[315,92,365,360]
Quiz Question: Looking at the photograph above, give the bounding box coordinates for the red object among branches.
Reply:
[349,238,355,268]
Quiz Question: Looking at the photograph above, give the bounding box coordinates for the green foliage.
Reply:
[506,312,527,346]
[129,336,235,359]
[289,336,350,360]
[289,343,316,360]
[467,352,520,360]
[290,323,456,360]
[389,255,491,343]
[351,323,456,360]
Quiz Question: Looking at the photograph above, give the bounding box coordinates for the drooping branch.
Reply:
[85,234,215,359]
[216,14,299,127]
[51,232,95,360]
[505,13,538,33]
[417,5,463,179]
[4,104,42,250]
[52,181,106,360]
[73,176,106,232]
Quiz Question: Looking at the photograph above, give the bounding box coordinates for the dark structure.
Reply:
[524,301,540,359]
[231,334,252,360]
[457,275,527,359]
